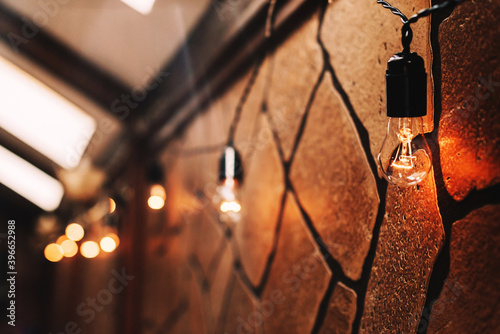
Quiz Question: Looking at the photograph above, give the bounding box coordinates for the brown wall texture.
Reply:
[141,0,500,333]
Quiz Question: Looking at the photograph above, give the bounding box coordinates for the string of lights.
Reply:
[377,0,467,53]
[217,0,279,223]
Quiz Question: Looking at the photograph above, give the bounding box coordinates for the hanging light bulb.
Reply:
[109,197,116,214]
[217,145,243,223]
[146,162,166,210]
[148,184,166,210]
[378,52,432,186]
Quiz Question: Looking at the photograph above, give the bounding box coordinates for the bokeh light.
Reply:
[100,236,117,253]
[61,239,78,257]
[109,197,116,214]
[44,243,63,262]
[56,235,69,245]
[148,184,165,210]
[80,241,100,258]
[65,223,84,241]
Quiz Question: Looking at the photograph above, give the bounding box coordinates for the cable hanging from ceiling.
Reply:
[216,0,278,223]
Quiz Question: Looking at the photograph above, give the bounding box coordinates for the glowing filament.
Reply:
[220,200,241,213]
[390,127,415,169]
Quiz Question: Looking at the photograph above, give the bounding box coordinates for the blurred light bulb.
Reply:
[220,200,241,213]
[218,178,241,222]
[100,233,119,253]
[61,239,78,257]
[44,243,63,262]
[109,197,116,213]
[148,184,165,210]
[108,232,120,247]
[378,117,432,186]
[80,241,100,258]
[56,235,69,245]
[66,223,84,241]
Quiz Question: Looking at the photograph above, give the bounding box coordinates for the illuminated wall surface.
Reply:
[139,1,500,333]
[37,1,499,333]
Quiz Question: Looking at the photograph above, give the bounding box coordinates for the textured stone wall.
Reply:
[141,1,500,333]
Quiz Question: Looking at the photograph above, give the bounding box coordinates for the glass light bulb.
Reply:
[217,178,241,223]
[377,117,432,186]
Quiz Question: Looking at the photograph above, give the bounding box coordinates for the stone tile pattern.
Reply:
[438,0,500,201]
[319,283,357,334]
[290,73,379,281]
[261,194,332,334]
[427,205,500,333]
[234,108,285,287]
[360,171,445,333]
[138,1,500,333]
[265,17,323,161]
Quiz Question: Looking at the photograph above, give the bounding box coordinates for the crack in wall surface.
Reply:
[418,2,500,332]
[207,238,229,281]
[254,189,288,296]
[311,277,337,334]
[314,1,388,333]
[153,297,189,334]
[418,5,459,328]
[216,275,237,333]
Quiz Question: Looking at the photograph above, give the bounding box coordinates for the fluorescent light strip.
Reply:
[0,146,64,211]
[120,0,156,15]
[0,57,96,169]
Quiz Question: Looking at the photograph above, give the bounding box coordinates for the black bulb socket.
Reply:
[386,52,427,118]
[147,162,164,183]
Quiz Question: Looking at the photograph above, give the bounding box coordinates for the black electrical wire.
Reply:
[376,0,408,23]
[377,0,467,52]
[226,0,278,146]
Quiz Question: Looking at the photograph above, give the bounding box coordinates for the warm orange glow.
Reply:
[108,232,120,247]
[65,223,84,241]
[148,196,164,210]
[56,235,69,245]
[61,240,78,257]
[100,236,117,253]
[109,197,116,214]
[80,241,100,258]
[44,243,63,262]
[220,200,241,213]
[148,184,166,210]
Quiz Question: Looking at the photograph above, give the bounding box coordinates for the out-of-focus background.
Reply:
[0,0,499,333]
